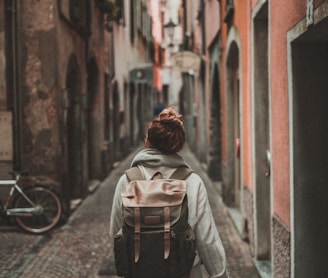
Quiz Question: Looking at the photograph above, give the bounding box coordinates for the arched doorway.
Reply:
[208,50,222,181]
[87,58,100,180]
[253,0,271,261]
[66,55,83,199]
[198,61,207,162]
[253,0,271,270]
[225,40,241,210]
[112,81,120,161]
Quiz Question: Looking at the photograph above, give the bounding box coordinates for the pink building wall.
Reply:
[270,0,325,228]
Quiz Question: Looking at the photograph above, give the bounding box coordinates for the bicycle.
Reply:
[0,170,62,234]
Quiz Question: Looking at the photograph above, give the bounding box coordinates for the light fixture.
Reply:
[164,18,176,40]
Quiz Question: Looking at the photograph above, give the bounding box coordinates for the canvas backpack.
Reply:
[114,166,196,278]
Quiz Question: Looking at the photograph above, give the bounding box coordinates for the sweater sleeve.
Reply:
[109,174,127,237]
[190,175,228,278]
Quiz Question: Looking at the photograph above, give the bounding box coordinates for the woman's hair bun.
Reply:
[158,107,184,126]
[146,106,185,153]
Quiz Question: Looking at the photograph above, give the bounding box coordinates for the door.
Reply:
[291,18,328,277]
[66,55,83,199]
[253,1,271,262]
[87,58,100,180]
[226,41,241,209]
[233,77,241,209]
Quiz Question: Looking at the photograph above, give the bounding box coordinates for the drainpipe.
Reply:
[7,0,22,171]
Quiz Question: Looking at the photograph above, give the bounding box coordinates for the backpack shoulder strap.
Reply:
[169,167,193,180]
[125,167,144,181]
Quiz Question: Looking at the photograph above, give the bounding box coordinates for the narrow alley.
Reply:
[2,1,328,276]
[0,145,259,278]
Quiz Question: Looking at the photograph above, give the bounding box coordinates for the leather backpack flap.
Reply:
[121,179,187,207]
[121,179,186,229]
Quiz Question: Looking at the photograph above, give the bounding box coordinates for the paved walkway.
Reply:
[0,145,259,278]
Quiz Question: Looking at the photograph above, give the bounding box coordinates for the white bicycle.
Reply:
[0,170,62,234]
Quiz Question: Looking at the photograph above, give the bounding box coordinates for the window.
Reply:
[70,0,90,27]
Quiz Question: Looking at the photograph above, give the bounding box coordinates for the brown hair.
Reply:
[145,107,185,154]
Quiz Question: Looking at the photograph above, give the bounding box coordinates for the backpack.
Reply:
[114,166,196,278]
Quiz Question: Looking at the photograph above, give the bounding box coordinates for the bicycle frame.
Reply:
[0,179,40,217]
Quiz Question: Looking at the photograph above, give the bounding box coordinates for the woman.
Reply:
[110,107,228,278]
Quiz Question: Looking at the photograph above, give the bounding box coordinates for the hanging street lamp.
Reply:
[164,18,176,40]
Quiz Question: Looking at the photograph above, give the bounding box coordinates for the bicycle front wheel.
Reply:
[13,186,62,234]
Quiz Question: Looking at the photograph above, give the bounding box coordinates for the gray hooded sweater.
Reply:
[109,148,228,278]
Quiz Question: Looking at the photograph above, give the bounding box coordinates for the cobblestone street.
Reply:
[0,145,259,278]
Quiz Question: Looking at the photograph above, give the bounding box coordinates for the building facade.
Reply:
[0,0,154,215]
[2,1,328,276]
[183,0,328,277]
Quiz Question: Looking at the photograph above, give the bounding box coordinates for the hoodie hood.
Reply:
[131,148,190,169]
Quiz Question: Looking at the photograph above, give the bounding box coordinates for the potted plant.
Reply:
[96,0,120,20]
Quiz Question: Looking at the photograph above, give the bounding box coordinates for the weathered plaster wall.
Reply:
[21,1,62,176]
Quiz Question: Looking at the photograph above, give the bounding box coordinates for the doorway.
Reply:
[209,63,222,181]
[66,55,83,199]
[226,41,241,210]
[112,82,120,161]
[129,83,136,146]
[291,17,328,278]
[87,58,100,180]
[253,1,271,264]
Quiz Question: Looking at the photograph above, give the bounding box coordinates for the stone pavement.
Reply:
[0,145,259,278]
